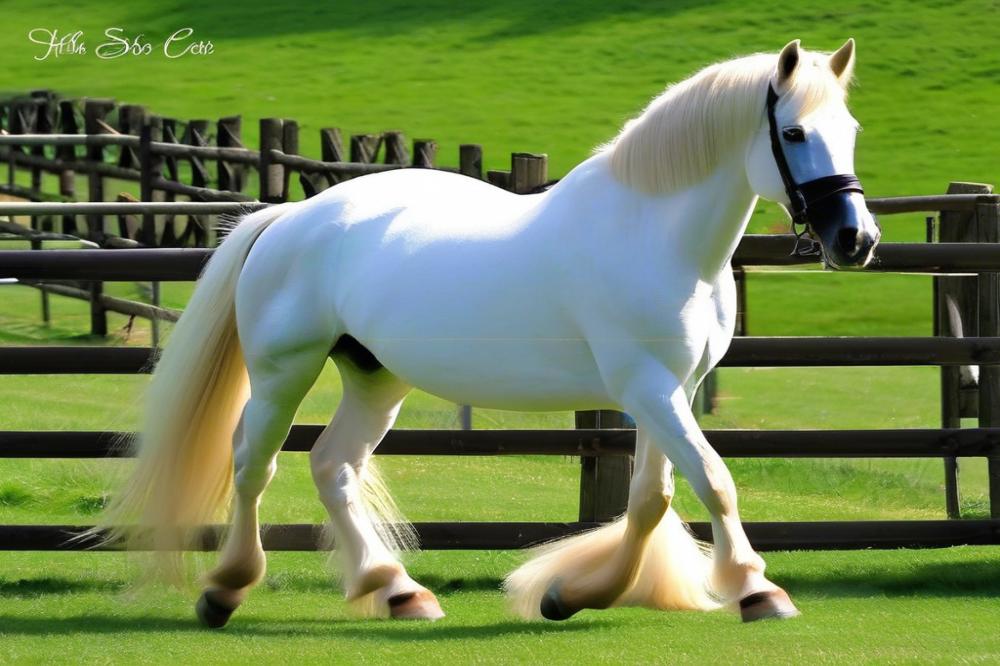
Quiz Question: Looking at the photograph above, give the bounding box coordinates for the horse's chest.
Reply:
[624,276,735,375]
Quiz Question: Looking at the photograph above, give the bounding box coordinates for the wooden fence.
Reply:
[0,89,551,400]
[1,89,1000,550]
[3,190,1000,550]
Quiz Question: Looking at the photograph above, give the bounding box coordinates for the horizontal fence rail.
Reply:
[2,338,999,374]
[7,242,1000,282]
[3,427,999,459]
[0,202,264,215]
[861,194,998,214]
[0,249,210,281]
[4,520,999,551]
[0,197,994,218]
[0,141,995,213]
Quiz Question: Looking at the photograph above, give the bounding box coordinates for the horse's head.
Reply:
[746,39,880,268]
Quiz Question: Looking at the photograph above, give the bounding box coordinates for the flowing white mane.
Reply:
[605,50,851,194]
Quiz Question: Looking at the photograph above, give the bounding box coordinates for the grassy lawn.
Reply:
[2,548,1000,664]
[2,0,1000,662]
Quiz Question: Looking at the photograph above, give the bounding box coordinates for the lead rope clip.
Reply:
[789,217,822,258]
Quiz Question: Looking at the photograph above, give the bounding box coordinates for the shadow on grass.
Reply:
[265,574,503,594]
[314,620,607,642]
[119,0,704,41]
[775,560,1000,599]
[0,577,124,598]
[0,572,504,600]
[0,613,607,640]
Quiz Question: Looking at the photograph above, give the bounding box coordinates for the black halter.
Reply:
[765,83,866,256]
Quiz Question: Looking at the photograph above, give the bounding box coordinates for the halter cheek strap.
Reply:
[765,83,866,256]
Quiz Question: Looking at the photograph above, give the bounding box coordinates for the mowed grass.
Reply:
[2,0,1000,661]
[1,548,1000,664]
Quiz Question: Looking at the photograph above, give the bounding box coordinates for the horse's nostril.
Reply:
[838,227,859,255]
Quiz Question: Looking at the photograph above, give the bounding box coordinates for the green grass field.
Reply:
[2,0,1000,662]
[2,548,1000,664]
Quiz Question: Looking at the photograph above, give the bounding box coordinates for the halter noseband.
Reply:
[766,83,866,257]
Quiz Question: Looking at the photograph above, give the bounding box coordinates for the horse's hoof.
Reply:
[196,590,236,629]
[739,588,800,622]
[388,589,445,620]
[540,582,577,621]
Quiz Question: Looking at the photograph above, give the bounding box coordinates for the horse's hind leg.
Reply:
[196,342,330,629]
[310,363,443,620]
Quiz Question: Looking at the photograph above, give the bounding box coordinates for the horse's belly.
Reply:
[366,337,614,411]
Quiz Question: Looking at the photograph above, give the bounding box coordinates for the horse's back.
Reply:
[317,167,531,235]
[237,167,613,409]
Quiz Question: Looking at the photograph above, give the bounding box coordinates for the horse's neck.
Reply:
[613,154,758,282]
[673,157,758,280]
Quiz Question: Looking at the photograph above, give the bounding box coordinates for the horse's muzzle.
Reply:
[810,191,880,268]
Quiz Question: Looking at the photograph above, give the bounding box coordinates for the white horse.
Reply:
[100,39,879,626]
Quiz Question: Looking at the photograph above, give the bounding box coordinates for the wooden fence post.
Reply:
[184,119,210,190]
[29,91,53,229]
[116,103,145,170]
[217,116,245,193]
[139,120,163,349]
[29,237,50,325]
[300,127,340,199]
[56,100,78,235]
[1,100,11,188]
[138,119,161,246]
[156,117,182,245]
[320,128,344,162]
[976,193,1000,518]
[88,280,106,337]
[82,98,114,337]
[459,144,483,180]
[510,152,547,194]
[151,281,162,349]
[383,131,408,165]
[83,99,115,242]
[19,95,50,325]
[412,140,437,169]
[297,127,344,195]
[281,119,299,201]
[578,410,634,522]
[10,98,39,198]
[185,119,215,246]
[258,118,284,203]
[938,181,992,518]
[350,133,380,164]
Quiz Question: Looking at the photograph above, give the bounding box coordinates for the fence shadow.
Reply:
[774,560,1000,599]
[0,613,606,640]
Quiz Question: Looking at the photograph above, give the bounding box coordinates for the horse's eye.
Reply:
[782,126,806,143]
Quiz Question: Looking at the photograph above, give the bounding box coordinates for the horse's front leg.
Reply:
[538,428,676,618]
[613,358,799,621]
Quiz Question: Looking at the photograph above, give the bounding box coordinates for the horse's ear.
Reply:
[829,38,856,85]
[777,39,801,87]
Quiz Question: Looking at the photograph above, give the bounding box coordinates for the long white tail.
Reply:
[504,507,720,618]
[97,205,288,582]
